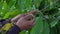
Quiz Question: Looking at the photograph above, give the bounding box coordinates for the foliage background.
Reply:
[0,0,60,34]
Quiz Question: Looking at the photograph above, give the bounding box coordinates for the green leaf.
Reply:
[50,19,58,27]
[30,12,43,34]
[16,0,32,13]
[2,1,8,9]
[4,10,20,19]
[42,20,50,34]
[20,30,29,34]
[33,0,43,8]
[8,0,16,7]
[30,12,50,34]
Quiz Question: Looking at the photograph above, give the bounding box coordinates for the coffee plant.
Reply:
[0,0,60,34]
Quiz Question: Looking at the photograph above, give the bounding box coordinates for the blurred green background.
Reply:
[0,0,60,34]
